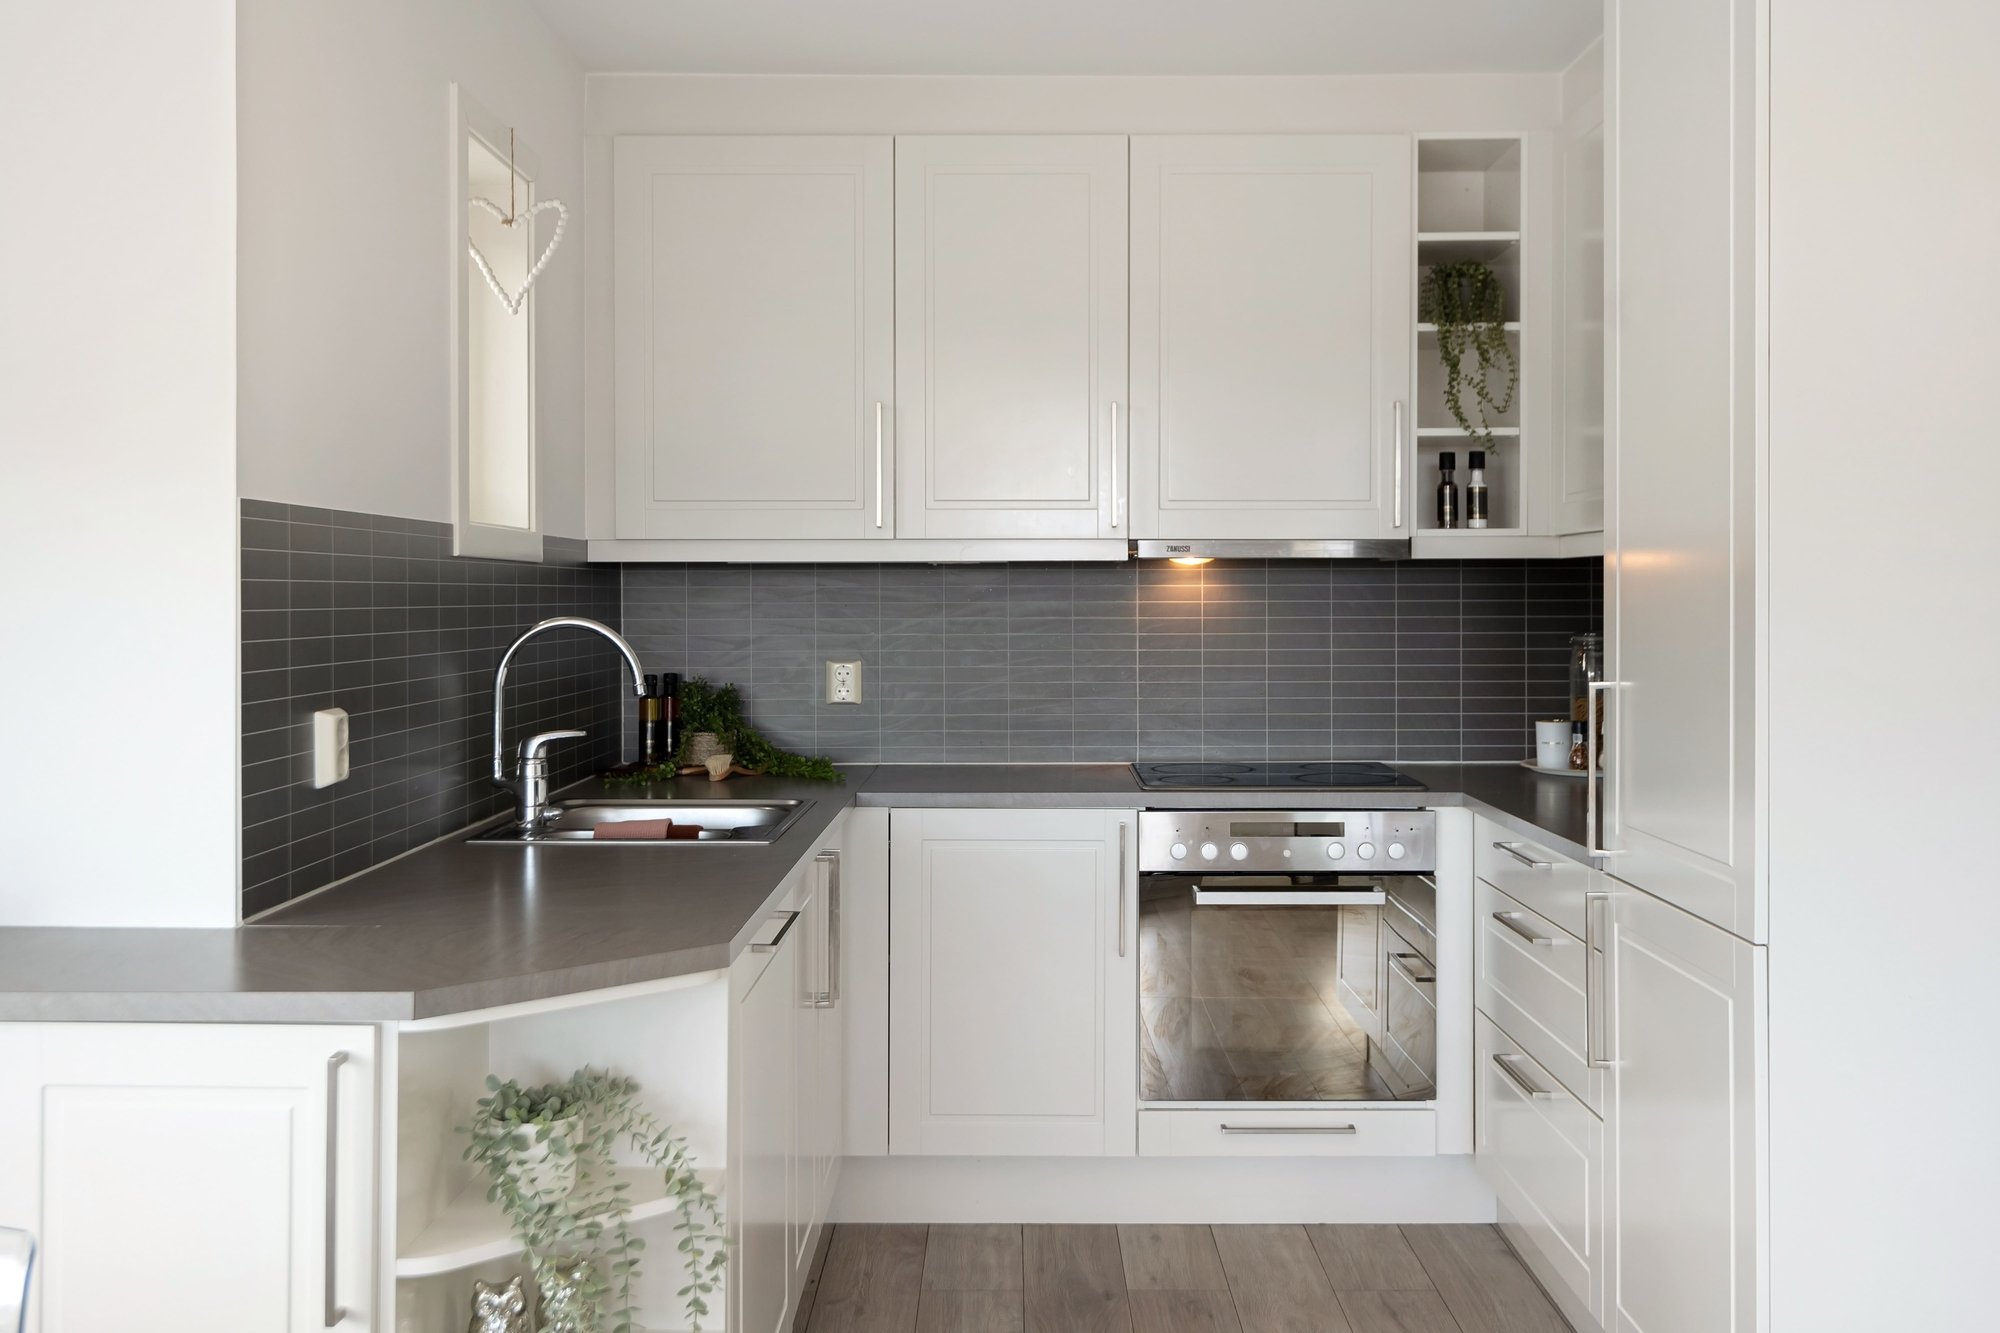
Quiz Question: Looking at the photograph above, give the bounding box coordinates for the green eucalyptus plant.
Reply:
[463,1069,726,1333]
[1422,260,1519,448]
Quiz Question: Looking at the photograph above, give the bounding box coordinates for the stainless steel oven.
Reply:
[1136,809,1437,1105]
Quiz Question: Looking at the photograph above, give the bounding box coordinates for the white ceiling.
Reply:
[530,0,1601,77]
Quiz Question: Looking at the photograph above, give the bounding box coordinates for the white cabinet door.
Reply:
[889,808,1136,1156]
[789,867,821,1276]
[1605,885,1764,1333]
[812,848,846,1214]
[894,136,1128,539]
[1605,0,1762,940]
[1556,73,1606,535]
[0,1022,376,1333]
[731,903,800,1333]
[1130,135,1412,540]
[613,136,894,540]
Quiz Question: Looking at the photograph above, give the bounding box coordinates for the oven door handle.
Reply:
[1188,886,1387,907]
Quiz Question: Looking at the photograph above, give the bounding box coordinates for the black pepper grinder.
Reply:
[1435,451,1459,529]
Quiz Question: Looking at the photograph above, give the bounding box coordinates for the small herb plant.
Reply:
[463,1069,726,1333]
[607,676,842,785]
[1421,260,1519,448]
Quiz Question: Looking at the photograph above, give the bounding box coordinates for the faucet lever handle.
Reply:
[519,729,588,765]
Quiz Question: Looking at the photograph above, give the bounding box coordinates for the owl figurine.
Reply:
[537,1258,601,1333]
[466,1275,528,1333]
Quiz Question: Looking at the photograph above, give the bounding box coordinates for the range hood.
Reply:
[1132,538,1410,563]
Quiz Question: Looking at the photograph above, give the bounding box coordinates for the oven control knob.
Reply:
[1388,842,1407,860]
[1199,842,1219,861]
[1230,842,1249,861]
[1326,842,1346,860]
[1356,842,1376,860]
[1169,842,1188,861]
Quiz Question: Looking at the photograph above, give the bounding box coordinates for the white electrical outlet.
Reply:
[826,660,863,705]
[312,707,350,788]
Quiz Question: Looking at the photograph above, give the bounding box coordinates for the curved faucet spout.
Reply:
[491,617,648,796]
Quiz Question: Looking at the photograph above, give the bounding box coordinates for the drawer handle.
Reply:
[1492,1053,1558,1101]
[1387,951,1435,985]
[749,910,799,952]
[324,1050,348,1327]
[1492,910,1556,948]
[1219,1123,1358,1135]
[1492,840,1554,870]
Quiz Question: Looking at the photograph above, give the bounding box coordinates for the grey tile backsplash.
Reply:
[238,511,1600,917]
[620,559,1602,767]
[239,500,623,918]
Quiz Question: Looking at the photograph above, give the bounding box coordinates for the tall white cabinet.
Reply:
[1129,136,1413,540]
[1605,0,1763,944]
[894,136,1129,539]
[0,1023,378,1332]
[612,135,894,540]
[888,808,1136,1156]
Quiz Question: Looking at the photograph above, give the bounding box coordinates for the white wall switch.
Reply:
[312,707,350,788]
[825,660,863,705]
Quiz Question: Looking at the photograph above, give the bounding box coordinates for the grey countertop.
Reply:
[0,762,1597,1024]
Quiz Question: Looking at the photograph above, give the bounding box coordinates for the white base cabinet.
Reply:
[729,829,846,1333]
[0,1022,378,1333]
[1604,883,1764,1333]
[889,808,1136,1156]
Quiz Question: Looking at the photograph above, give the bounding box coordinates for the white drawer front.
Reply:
[1476,878,1602,1113]
[1474,816,1603,940]
[1138,1107,1436,1158]
[1475,1014,1603,1322]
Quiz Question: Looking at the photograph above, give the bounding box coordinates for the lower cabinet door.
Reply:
[1474,1012,1603,1324]
[789,875,821,1276]
[889,808,1136,1156]
[0,1022,377,1333]
[1605,884,1764,1333]
[732,911,799,1333]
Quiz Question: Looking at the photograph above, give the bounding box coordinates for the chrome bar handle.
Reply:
[1387,951,1435,986]
[1116,821,1129,959]
[873,402,885,528]
[1585,890,1614,1068]
[814,850,841,1008]
[1492,840,1553,870]
[1492,910,1555,948]
[1392,400,1405,528]
[1221,1123,1358,1136]
[1110,401,1124,530]
[324,1051,348,1327]
[1586,680,1625,856]
[1493,1053,1558,1101]
[749,910,799,953]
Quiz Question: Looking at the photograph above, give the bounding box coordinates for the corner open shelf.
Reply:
[396,1166,724,1278]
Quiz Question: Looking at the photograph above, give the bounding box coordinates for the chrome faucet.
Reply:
[491,616,648,833]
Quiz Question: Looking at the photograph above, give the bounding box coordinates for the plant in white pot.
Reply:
[463,1068,725,1333]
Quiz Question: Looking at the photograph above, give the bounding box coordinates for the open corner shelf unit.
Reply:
[1414,134,1534,538]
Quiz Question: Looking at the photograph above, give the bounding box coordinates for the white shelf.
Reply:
[1415,426,1520,439]
[396,1167,722,1278]
[1418,322,1521,333]
[1417,231,1521,263]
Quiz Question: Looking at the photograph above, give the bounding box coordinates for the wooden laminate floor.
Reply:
[796,1223,1573,1333]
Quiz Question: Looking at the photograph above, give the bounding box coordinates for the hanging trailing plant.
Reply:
[462,1069,726,1333]
[1422,260,1519,448]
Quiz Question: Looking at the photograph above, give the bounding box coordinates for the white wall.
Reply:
[582,72,1563,535]
[0,0,240,926]
[237,0,588,535]
[1767,1,2000,1327]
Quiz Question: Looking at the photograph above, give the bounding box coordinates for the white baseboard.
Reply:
[830,1154,1497,1224]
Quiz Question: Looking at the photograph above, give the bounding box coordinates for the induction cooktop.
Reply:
[1131,761,1426,791]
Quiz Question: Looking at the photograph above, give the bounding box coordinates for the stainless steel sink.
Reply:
[467,798,812,845]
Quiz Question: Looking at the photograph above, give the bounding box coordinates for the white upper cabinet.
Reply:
[1130,135,1412,540]
[1606,0,1763,941]
[894,136,1129,539]
[613,136,894,540]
